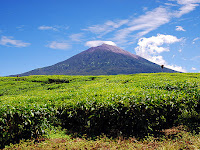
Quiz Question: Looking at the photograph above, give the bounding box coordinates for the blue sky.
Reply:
[0,0,200,76]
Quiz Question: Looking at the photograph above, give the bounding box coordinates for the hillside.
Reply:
[17,44,177,76]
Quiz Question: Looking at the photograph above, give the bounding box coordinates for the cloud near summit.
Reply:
[85,41,117,47]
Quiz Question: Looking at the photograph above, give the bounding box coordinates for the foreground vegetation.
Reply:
[4,126,200,149]
[0,73,199,148]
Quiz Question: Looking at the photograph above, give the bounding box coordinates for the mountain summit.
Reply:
[17,44,177,76]
[85,44,139,59]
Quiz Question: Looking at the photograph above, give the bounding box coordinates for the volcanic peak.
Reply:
[84,44,139,59]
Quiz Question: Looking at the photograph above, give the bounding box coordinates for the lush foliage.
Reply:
[0,73,199,148]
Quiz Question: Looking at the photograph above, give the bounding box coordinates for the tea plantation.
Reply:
[0,73,199,148]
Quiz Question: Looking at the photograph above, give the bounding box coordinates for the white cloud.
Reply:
[191,67,197,70]
[135,34,181,58]
[38,25,58,31]
[84,7,172,44]
[135,34,186,72]
[164,3,178,6]
[85,41,116,47]
[174,0,200,17]
[69,33,84,42]
[0,36,30,47]
[176,26,186,31]
[165,64,187,72]
[47,41,70,50]
[83,19,129,37]
[192,37,200,44]
[83,1,200,45]
[113,7,171,43]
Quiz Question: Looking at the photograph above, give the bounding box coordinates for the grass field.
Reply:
[0,73,199,149]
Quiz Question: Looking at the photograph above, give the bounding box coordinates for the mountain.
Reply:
[16,44,178,76]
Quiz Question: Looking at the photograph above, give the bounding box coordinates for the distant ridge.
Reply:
[14,44,178,76]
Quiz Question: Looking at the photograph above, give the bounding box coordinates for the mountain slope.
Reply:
[17,44,178,76]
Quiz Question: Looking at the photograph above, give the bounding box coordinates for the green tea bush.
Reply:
[57,86,199,137]
[0,73,199,148]
[58,102,179,137]
[0,104,58,148]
